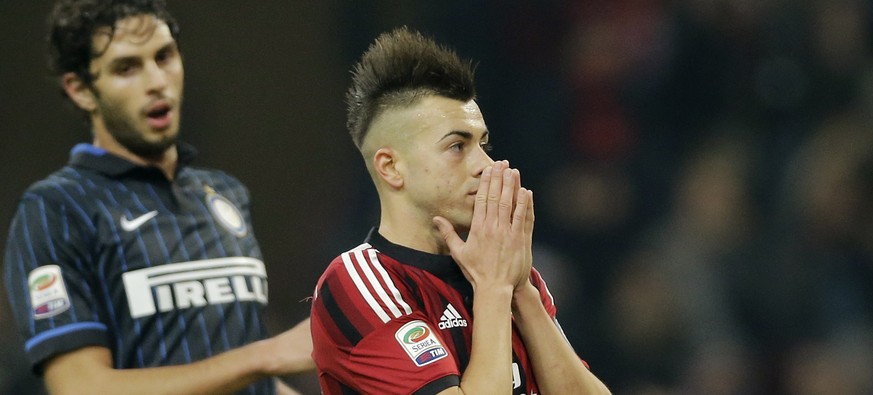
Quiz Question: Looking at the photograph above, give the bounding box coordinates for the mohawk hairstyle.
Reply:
[346,27,477,149]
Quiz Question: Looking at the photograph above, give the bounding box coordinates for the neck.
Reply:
[145,148,179,181]
[91,122,179,180]
[92,138,179,180]
[378,197,448,255]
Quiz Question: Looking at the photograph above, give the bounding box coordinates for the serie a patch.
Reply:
[395,320,449,367]
[28,265,71,319]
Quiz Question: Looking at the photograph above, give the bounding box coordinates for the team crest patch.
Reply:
[28,265,71,319]
[204,186,247,237]
[395,320,449,367]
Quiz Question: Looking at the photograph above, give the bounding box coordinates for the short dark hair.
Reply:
[48,0,180,87]
[346,27,476,149]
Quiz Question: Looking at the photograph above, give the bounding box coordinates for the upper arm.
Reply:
[4,192,106,371]
[43,346,114,395]
[311,252,459,394]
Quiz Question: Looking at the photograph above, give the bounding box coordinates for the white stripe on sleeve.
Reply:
[368,249,413,315]
[353,249,403,318]
[341,251,391,323]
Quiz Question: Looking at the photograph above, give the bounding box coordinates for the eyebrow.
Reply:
[437,130,489,142]
[106,42,177,68]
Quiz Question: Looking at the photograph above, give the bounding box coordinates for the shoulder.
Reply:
[184,167,245,187]
[316,243,387,293]
[12,167,100,228]
[184,167,251,198]
[318,243,408,288]
[19,167,89,203]
[313,243,414,328]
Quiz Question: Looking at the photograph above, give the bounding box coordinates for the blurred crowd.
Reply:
[3,1,872,394]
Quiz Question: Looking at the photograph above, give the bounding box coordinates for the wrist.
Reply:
[249,337,278,377]
[511,283,540,311]
[473,284,514,308]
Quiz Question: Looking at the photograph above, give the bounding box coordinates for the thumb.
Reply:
[433,216,464,253]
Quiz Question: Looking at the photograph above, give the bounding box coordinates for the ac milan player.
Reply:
[309,27,611,395]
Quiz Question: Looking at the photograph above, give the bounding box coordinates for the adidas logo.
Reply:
[438,303,468,329]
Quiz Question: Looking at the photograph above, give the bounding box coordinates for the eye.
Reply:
[449,141,465,152]
[480,142,493,152]
[156,48,175,64]
[114,62,138,76]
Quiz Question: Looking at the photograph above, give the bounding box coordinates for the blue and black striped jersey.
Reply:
[3,142,275,394]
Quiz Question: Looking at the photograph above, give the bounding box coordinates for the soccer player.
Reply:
[309,27,611,394]
[3,1,312,394]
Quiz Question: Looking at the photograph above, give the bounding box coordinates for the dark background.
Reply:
[2,1,873,394]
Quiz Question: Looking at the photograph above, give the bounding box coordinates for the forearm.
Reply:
[456,286,515,395]
[45,340,275,395]
[512,285,610,395]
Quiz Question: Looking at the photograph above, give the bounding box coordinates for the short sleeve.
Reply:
[311,249,460,394]
[3,191,107,371]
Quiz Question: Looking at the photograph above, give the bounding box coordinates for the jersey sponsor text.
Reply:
[123,257,268,318]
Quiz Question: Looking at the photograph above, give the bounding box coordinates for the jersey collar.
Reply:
[365,227,464,279]
[69,141,197,178]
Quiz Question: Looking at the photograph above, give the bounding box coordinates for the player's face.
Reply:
[400,96,494,231]
[87,16,184,158]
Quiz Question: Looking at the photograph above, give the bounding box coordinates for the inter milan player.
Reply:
[3,1,312,394]
[309,27,611,394]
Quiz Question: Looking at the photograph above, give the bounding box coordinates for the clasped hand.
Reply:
[433,161,535,292]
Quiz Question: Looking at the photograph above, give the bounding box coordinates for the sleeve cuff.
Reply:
[413,374,460,395]
[25,322,108,373]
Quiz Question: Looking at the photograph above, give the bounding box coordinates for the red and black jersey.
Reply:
[311,228,562,395]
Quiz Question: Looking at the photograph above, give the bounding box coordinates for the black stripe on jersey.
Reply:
[339,381,360,395]
[320,282,363,346]
[414,374,460,395]
[402,273,423,303]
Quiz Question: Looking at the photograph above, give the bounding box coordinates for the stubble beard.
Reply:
[98,97,178,159]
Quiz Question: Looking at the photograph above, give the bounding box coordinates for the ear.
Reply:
[373,147,404,189]
[62,72,97,112]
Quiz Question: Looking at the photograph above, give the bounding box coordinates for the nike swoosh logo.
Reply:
[120,210,159,232]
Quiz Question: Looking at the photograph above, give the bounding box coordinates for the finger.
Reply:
[498,168,517,227]
[512,169,521,213]
[472,166,492,227]
[486,162,505,226]
[433,216,464,254]
[524,189,535,236]
[511,187,529,233]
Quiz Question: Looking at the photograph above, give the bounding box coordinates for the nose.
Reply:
[144,61,168,94]
[472,145,495,177]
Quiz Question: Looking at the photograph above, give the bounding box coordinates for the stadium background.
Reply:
[2,1,872,394]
